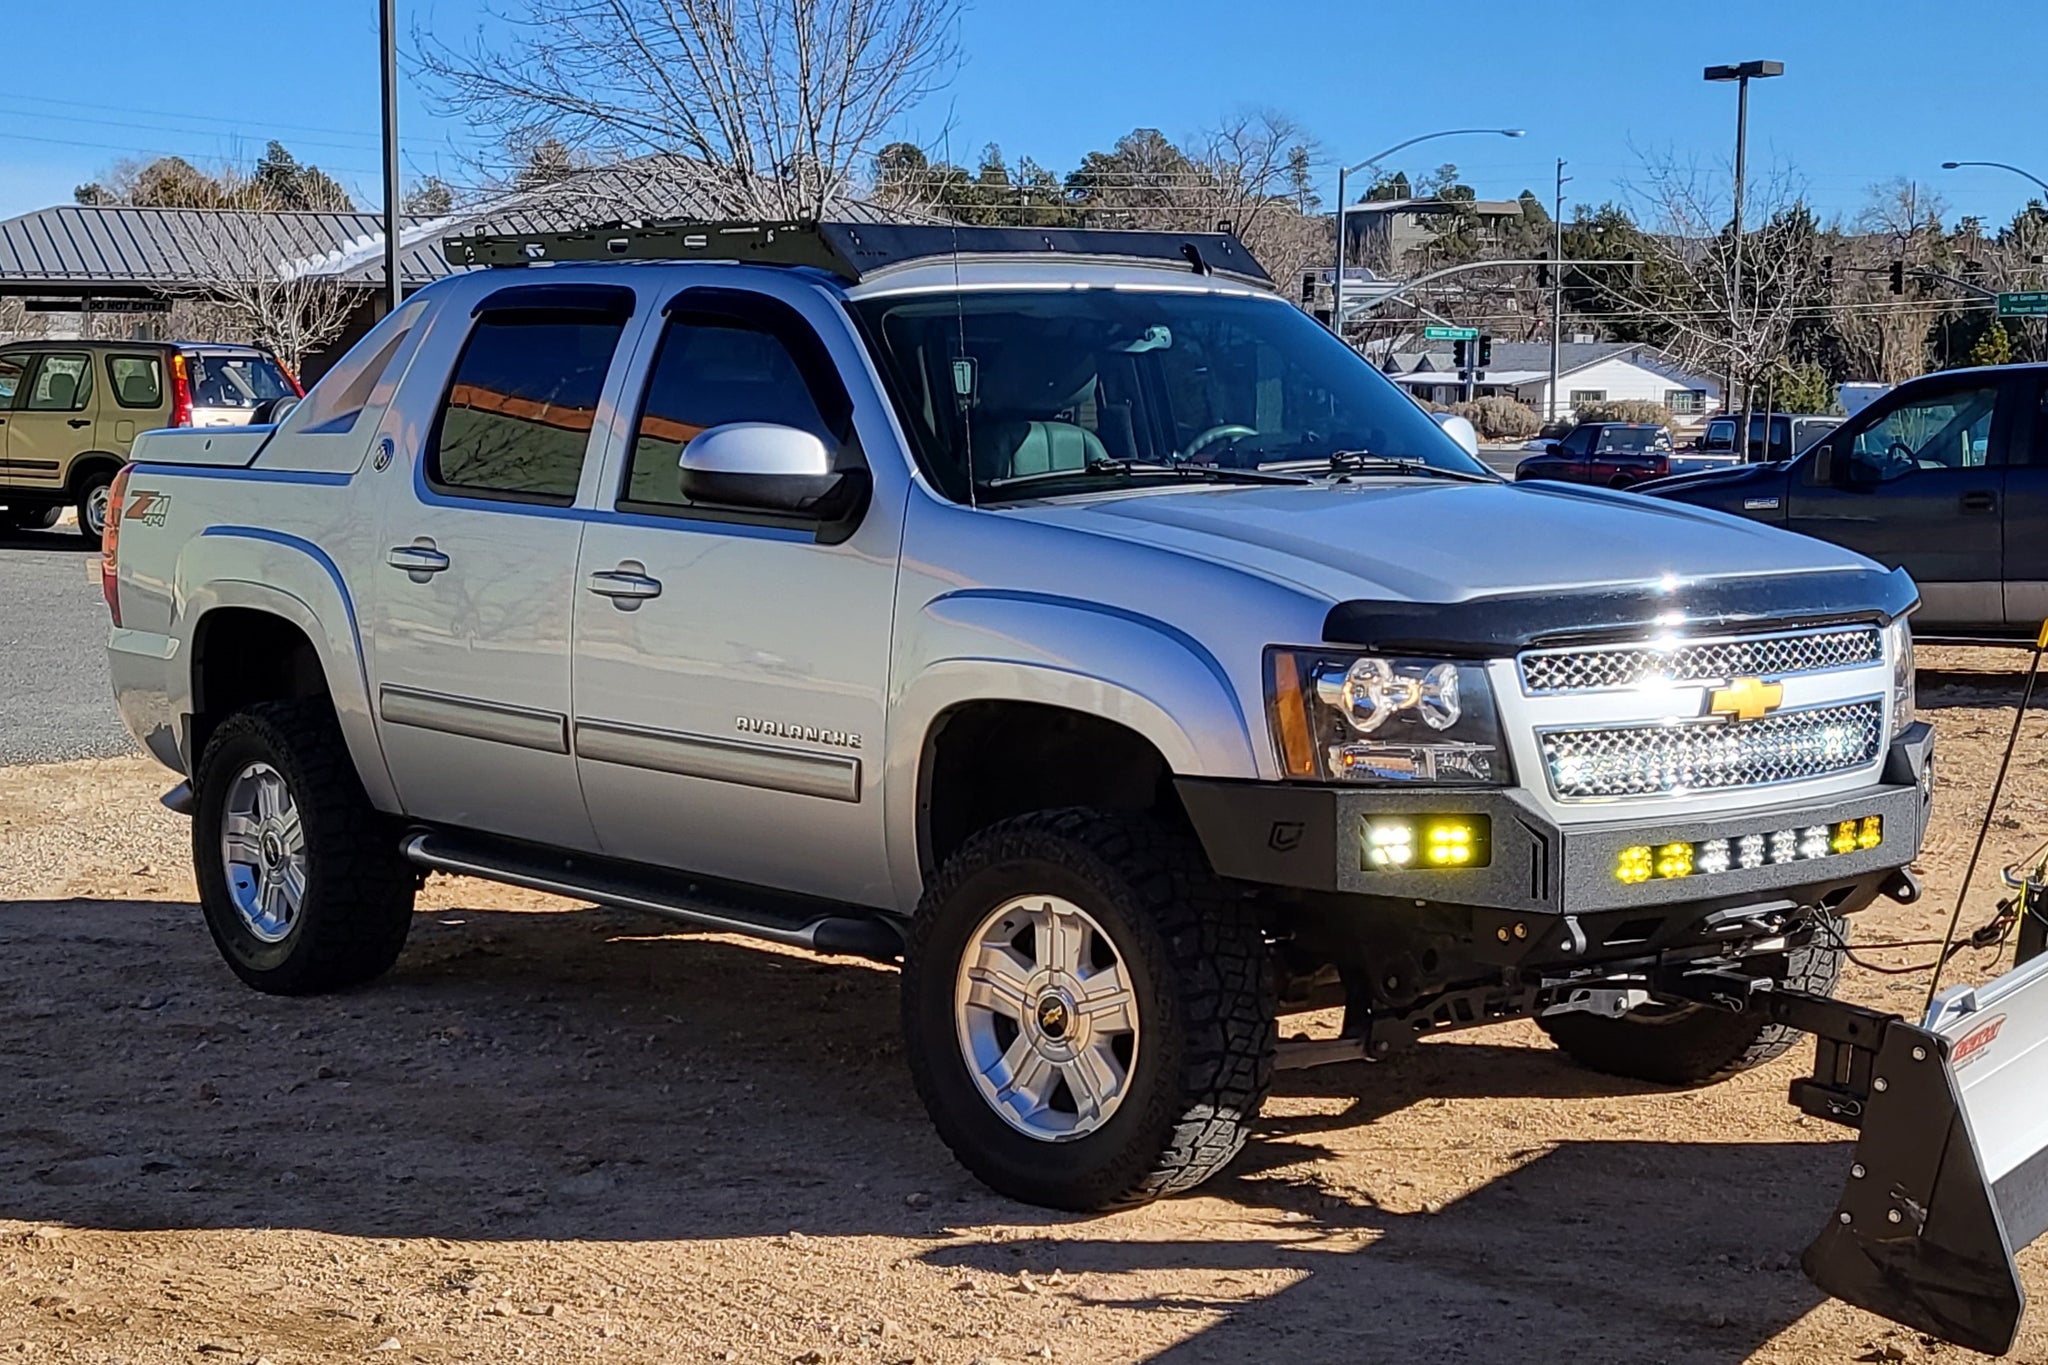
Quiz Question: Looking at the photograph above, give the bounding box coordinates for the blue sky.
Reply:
[2,0,2043,228]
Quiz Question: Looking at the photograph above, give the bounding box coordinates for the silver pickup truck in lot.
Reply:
[101,221,2048,1353]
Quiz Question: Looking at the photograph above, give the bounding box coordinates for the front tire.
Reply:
[193,700,416,995]
[902,810,1274,1211]
[1538,911,1847,1086]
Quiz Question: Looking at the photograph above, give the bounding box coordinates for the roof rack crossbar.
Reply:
[441,219,1272,286]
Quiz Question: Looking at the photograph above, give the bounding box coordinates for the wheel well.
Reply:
[67,454,124,497]
[189,609,329,761]
[920,701,1180,874]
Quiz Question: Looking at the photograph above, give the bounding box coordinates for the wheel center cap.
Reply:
[1035,993,1071,1039]
[260,831,283,868]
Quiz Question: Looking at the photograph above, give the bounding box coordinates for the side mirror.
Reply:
[1545,441,1564,456]
[1429,411,1480,457]
[1807,442,1834,485]
[250,396,299,426]
[679,422,868,520]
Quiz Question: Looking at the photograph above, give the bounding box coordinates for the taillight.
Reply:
[103,465,133,626]
[275,358,305,397]
[169,353,194,427]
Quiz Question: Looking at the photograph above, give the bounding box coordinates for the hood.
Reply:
[999,477,1872,605]
[1635,462,1784,496]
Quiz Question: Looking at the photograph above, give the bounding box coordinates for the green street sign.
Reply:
[1998,291,2048,317]
[1423,325,1480,340]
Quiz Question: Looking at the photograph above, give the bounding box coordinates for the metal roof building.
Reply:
[0,155,925,305]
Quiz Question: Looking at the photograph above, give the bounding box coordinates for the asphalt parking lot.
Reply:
[0,522,130,765]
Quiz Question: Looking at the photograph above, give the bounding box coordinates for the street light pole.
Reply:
[1329,128,1525,336]
[380,0,402,316]
[1705,60,1782,460]
[1941,160,2048,199]
[1551,158,1569,425]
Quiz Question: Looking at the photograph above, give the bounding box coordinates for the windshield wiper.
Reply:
[1255,450,1500,484]
[984,459,1312,492]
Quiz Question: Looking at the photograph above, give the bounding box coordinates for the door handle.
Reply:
[1961,491,1998,513]
[67,418,91,429]
[587,568,663,603]
[386,545,451,574]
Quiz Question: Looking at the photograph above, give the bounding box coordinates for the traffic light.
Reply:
[1300,269,1317,307]
[1536,263,1551,288]
[1889,260,1905,295]
[1452,339,1469,368]
[1819,254,1835,287]
[1477,335,1493,368]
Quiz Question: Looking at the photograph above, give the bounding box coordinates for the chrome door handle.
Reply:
[587,569,662,602]
[387,545,451,574]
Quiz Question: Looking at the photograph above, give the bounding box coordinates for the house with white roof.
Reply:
[1382,340,1723,428]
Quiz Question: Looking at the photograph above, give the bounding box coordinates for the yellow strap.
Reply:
[2037,617,2048,651]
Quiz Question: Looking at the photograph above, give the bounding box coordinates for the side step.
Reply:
[400,829,904,962]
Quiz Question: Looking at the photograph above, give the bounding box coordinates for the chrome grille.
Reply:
[1519,627,1882,695]
[1540,699,1884,801]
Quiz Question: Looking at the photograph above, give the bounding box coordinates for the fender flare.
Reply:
[884,589,1267,907]
[172,526,397,811]
[66,453,126,496]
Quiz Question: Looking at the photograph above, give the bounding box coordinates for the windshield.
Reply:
[188,352,295,408]
[850,289,1487,502]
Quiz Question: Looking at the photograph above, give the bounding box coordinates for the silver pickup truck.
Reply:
[101,221,2048,1353]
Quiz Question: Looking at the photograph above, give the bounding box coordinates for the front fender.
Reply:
[171,527,396,811]
[884,588,1269,907]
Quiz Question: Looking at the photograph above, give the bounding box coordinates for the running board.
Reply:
[399,829,904,962]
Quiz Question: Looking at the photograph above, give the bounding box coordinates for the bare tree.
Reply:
[1613,151,1825,411]
[1826,178,1947,383]
[416,0,962,219]
[182,216,359,375]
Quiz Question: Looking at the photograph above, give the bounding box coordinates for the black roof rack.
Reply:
[441,220,1272,286]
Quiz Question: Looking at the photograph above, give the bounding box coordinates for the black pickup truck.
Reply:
[1644,363,2048,638]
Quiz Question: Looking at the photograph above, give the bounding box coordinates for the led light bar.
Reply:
[1361,815,1493,871]
[1616,816,1881,884]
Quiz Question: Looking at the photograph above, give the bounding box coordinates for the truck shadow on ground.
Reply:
[0,895,1842,1362]
[0,525,92,554]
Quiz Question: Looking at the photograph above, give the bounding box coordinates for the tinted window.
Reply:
[188,353,294,408]
[26,354,92,411]
[108,356,164,409]
[0,352,25,407]
[624,317,833,509]
[429,314,626,503]
[1849,385,1999,482]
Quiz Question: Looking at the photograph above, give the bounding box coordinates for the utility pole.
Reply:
[380,0,402,316]
[1550,158,1569,425]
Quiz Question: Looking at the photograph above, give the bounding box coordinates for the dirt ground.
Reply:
[7,648,2048,1365]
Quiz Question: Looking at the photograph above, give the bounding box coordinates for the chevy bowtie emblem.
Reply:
[1707,676,1784,721]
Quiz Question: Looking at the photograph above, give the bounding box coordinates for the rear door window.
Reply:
[186,353,294,409]
[25,354,92,411]
[428,311,629,504]
[107,355,164,409]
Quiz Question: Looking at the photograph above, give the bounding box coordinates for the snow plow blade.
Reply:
[1796,952,2048,1355]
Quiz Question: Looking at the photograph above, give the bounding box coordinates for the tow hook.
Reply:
[1883,867,1922,904]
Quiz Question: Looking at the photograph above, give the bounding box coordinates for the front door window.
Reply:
[1849,386,1999,482]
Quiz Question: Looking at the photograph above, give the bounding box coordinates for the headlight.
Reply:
[1267,649,1509,784]
[1887,618,1915,737]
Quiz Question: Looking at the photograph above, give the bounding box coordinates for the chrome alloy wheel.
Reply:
[220,761,307,943]
[954,895,1140,1141]
[84,482,111,538]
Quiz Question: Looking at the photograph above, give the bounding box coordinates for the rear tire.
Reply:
[193,700,415,995]
[3,506,62,530]
[902,810,1274,1211]
[75,469,115,548]
[1538,911,1847,1087]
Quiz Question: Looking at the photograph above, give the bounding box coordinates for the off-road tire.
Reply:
[1538,910,1847,1087]
[902,809,1274,1212]
[74,469,115,548]
[193,700,415,995]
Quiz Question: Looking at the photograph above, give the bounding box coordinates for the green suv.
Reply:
[0,340,299,544]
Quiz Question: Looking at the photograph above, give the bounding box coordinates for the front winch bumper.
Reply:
[1178,721,1932,919]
